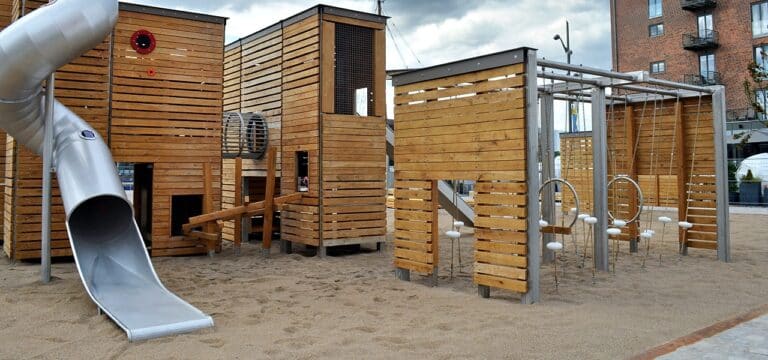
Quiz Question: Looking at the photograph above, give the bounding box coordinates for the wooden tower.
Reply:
[223,5,388,254]
[2,2,227,260]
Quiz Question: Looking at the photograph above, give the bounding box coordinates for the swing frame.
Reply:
[538,60,730,266]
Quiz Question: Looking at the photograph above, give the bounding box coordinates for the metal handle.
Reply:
[538,178,580,229]
[606,175,644,224]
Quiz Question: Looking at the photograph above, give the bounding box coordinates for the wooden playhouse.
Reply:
[222,5,388,255]
[1,2,226,260]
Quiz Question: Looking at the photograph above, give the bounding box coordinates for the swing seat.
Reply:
[540,225,571,235]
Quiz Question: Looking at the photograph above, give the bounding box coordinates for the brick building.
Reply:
[610,0,768,158]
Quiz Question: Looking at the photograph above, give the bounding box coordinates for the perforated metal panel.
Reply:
[222,112,269,159]
[334,23,375,116]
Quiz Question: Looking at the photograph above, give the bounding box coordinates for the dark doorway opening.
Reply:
[171,195,203,237]
[296,151,309,192]
[131,163,153,247]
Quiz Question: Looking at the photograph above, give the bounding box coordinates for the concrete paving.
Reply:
[659,315,768,359]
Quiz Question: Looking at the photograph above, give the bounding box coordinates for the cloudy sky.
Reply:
[130,0,612,70]
[129,0,610,133]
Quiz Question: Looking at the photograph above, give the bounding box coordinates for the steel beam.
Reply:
[538,59,637,81]
[712,87,730,262]
[591,87,610,272]
[41,74,54,284]
[540,92,556,264]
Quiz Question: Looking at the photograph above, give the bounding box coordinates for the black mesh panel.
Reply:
[334,23,375,116]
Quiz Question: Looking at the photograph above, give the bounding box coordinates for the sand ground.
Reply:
[0,209,766,359]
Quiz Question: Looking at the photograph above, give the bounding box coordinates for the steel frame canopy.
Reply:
[536,58,730,270]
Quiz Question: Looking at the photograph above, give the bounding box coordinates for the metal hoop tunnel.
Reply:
[606,175,644,224]
[538,178,580,229]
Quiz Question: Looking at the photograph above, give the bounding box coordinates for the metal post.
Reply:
[522,50,541,304]
[41,74,55,283]
[540,92,556,263]
[591,86,610,272]
[712,87,730,262]
[566,20,572,133]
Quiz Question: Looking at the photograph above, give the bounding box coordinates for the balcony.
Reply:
[683,71,722,86]
[682,30,719,51]
[680,0,716,11]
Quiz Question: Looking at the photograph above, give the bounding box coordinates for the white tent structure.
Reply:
[736,153,768,184]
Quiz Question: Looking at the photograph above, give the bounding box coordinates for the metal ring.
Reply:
[607,175,644,224]
[538,178,580,229]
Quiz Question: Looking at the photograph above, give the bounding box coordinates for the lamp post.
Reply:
[554,21,574,132]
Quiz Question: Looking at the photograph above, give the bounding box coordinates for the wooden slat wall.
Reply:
[3,5,225,260]
[0,0,14,256]
[561,98,719,250]
[111,10,224,257]
[280,15,322,247]
[393,63,529,295]
[322,114,387,242]
[0,0,11,26]
[393,180,437,274]
[4,0,112,260]
[560,134,593,214]
[680,99,718,250]
[221,28,284,243]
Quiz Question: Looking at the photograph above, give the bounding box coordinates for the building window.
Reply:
[756,89,768,120]
[296,151,309,192]
[649,0,662,19]
[649,23,664,37]
[699,53,716,80]
[698,13,713,38]
[650,61,666,74]
[755,45,768,75]
[753,1,768,37]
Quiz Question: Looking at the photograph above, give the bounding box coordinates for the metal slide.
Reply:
[0,0,213,341]
[386,125,475,227]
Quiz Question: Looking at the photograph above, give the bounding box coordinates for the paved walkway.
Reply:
[658,314,768,359]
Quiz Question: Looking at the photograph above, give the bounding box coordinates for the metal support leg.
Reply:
[591,87,610,272]
[318,246,327,258]
[280,239,292,254]
[523,49,541,303]
[712,87,730,262]
[478,285,491,299]
[430,268,438,287]
[540,92,556,264]
[41,74,55,284]
[395,267,410,282]
[629,239,638,253]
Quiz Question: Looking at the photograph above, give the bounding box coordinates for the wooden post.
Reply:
[262,147,277,256]
[625,106,639,247]
[202,163,216,255]
[674,101,689,254]
[234,157,243,255]
[430,180,439,286]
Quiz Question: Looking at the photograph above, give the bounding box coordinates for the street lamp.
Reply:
[554,21,574,132]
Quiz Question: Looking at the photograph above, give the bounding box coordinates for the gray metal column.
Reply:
[522,49,541,304]
[591,87,610,272]
[41,74,55,284]
[712,87,730,262]
[540,92,556,263]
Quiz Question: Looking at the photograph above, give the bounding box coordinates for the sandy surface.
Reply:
[0,209,766,359]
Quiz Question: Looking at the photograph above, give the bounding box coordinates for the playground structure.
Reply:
[391,48,730,303]
[1,1,226,260]
[0,0,215,341]
[221,5,388,255]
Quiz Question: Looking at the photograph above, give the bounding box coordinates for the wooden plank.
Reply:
[234,157,243,249]
[262,147,277,251]
[321,21,335,114]
[675,101,689,249]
